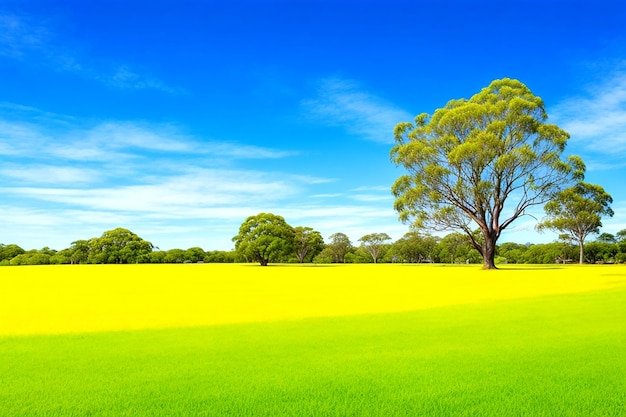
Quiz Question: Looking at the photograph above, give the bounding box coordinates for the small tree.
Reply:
[327,232,352,263]
[185,247,206,263]
[232,213,294,266]
[537,182,613,264]
[597,233,616,244]
[358,233,392,263]
[391,78,582,269]
[293,226,324,263]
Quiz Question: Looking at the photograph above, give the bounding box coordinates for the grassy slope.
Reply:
[0,264,622,336]
[1,265,625,416]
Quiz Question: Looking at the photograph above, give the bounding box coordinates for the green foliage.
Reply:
[537,182,613,263]
[163,249,186,263]
[390,232,440,263]
[597,233,616,244]
[496,242,528,264]
[87,228,154,264]
[391,78,580,269]
[204,250,237,263]
[293,227,325,263]
[68,240,90,264]
[584,241,618,264]
[326,232,353,263]
[0,244,25,261]
[3,223,625,266]
[10,250,52,265]
[437,232,477,264]
[313,247,334,264]
[184,247,206,263]
[358,233,392,263]
[232,213,295,266]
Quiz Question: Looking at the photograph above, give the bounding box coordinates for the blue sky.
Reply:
[1,0,626,251]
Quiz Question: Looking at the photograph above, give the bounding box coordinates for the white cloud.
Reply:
[0,110,296,166]
[352,185,390,192]
[303,77,413,143]
[1,169,298,214]
[551,71,626,160]
[95,65,186,94]
[85,122,194,152]
[350,194,392,202]
[0,165,99,185]
[0,13,179,93]
[0,13,47,58]
[0,99,405,251]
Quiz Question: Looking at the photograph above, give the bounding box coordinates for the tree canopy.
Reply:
[88,228,153,264]
[293,226,325,263]
[358,233,392,263]
[391,78,583,269]
[327,232,352,263]
[537,181,613,264]
[232,213,295,266]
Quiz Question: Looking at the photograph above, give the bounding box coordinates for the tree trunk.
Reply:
[482,237,497,270]
[260,258,269,266]
[578,239,584,264]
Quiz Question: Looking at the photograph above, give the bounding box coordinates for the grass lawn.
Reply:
[1,264,625,416]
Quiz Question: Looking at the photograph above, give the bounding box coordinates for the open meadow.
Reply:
[1,263,625,416]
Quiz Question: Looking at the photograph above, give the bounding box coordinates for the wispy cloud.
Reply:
[0,12,180,93]
[0,108,296,167]
[352,185,389,192]
[551,70,626,167]
[1,169,298,213]
[2,104,372,249]
[0,13,48,59]
[95,65,185,94]
[0,164,99,185]
[303,77,413,143]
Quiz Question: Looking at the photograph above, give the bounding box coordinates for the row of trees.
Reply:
[0,228,236,266]
[3,223,625,266]
[231,212,626,265]
[231,213,397,265]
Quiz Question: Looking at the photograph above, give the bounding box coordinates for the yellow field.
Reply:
[1,263,624,336]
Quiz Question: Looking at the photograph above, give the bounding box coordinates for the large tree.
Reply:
[537,182,613,264]
[232,213,295,266]
[391,78,582,269]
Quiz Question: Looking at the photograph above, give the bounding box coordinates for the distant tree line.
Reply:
[2,222,625,266]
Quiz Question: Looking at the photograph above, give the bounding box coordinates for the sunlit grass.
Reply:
[1,264,625,416]
[0,263,622,336]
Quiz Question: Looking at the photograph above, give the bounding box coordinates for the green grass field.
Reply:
[1,264,625,416]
